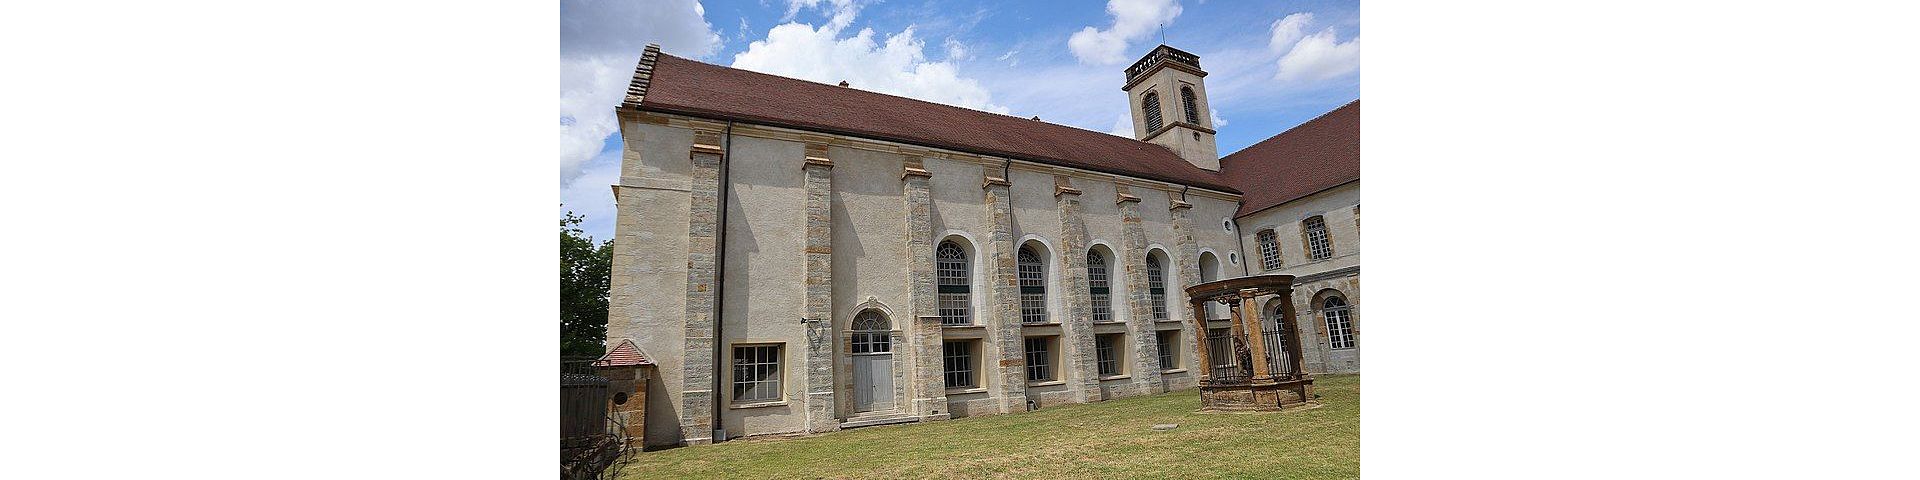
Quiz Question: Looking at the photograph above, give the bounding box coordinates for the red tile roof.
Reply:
[624,49,1239,193]
[1218,100,1359,217]
[593,339,653,367]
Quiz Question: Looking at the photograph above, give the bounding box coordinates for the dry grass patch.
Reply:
[617,375,1358,479]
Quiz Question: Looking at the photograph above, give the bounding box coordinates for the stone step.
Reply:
[840,413,919,429]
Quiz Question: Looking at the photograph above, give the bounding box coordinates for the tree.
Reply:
[561,208,613,358]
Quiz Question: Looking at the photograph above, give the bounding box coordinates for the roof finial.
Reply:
[1160,23,1166,45]
[838,80,850,87]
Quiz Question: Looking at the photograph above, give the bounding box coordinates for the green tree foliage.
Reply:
[561,208,613,358]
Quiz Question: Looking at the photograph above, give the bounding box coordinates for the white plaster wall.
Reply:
[609,120,696,447]
[827,145,914,416]
[717,135,809,436]
[1237,182,1360,276]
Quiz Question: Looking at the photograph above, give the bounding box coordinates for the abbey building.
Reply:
[604,43,1359,448]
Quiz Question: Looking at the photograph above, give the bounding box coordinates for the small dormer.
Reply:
[1122,44,1220,171]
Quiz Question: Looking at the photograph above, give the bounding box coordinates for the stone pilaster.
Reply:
[984,171,1026,413]
[679,130,723,445]
[1055,176,1100,403]
[1115,186,1164,396]
[1168,194,1203,384]
[902,158,949,421]
[801,144,838,434]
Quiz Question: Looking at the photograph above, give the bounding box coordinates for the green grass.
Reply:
[616,375,1358,479]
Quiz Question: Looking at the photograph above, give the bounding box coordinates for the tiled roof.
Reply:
[593,339,653,367]
[623,47,1239,193]
[1218,100,1359,217]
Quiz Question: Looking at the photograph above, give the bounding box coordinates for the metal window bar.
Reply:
[1018,247,1047,324]
[1024,337,1053,382]
[1305,216,1332,260]
[1181,87,1200,124]
[1257,230,1282,270]
[942,341,974,388]
[1087,251,1111,322]
[937,242,971,325]
[1146,256,1167,320]
[1156,331,1177,370]
[1095,335,1118,376]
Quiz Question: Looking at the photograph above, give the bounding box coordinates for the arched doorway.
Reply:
[849,310,895,413]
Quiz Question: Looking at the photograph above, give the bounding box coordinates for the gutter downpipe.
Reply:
[712,121,734,443]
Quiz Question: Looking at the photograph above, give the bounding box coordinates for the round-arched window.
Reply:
[851,310,891,354]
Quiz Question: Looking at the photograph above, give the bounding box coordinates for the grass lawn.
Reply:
[616,375,1357,479]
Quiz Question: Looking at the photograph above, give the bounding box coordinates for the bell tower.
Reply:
[1122,44,1219,171]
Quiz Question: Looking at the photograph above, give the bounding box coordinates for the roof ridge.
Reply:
[1220,99,1359,166]
[649,52,1157,147]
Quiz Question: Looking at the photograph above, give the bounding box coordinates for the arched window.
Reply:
[1324,296,1355,349]
[850,310,891,354]
[1256,229,1282,271]
[1145,255,1167,321]
[1087,250,1111,322]
[937,241,971,325]
[1180,86,1199,124]
[1018,246,1047,324]
[1303,215,1333,260]
[1142,92,1164,132]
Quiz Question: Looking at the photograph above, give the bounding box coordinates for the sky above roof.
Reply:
[561,0,1360,241]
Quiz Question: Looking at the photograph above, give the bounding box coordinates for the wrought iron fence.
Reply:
[1206,330,1249,385]
[1262,328,1296,379]
[561,358,612,440]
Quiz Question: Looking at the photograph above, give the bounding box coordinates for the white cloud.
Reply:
[559,0,720,185]
[731,7,1006,113]
[1108,112,1135,137]
[1209,107,1227,127]
[944,37,970,61]
[1068,0,1184,65]
[1275,28,1360,84]
[784,0,860,31]
[1268,13,1312,55]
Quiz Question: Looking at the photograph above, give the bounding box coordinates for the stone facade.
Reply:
[1237,181,1361,375]
[602,45,1356,447]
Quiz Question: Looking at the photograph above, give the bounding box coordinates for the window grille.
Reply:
[1095,334,1120,376]
[1157,330,1178,370]
[1024,337,1053,382]
[1142,92,1163,132]
[937,241,971,325]
[1304,216,1333,260]
[1180,86,1200,124]
[731,344,782,403]
[849,311,891,354]
[1257,229,1282,270]
[1324,296,1355,349]
[942,341,975,388]
[1146,256,1167,320]
[1087,250,1111,322]
[1018,246,1047,324]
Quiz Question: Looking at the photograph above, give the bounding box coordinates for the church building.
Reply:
[604,43,1359,448]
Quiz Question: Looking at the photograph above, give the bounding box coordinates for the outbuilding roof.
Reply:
[1218,100,1360,217]
[593,339,654,367]
[623,46,1239,193]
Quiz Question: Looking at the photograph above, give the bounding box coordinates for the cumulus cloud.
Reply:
[944,37,970,61]
[731,4,1005,113]
[559,0,720,185]
[1209,107,1227,127]
[1275,29,1360,84]
[1268,13,1311,55]
[783,0,860,31]
[1068,0,1184,65]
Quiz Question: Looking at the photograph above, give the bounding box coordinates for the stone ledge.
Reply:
[1098,375,1132,381]
[945,387,989,395]
[727,400,789,410]
[1027,380,1066,387]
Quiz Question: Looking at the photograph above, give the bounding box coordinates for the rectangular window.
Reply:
[1157,330,1178,370]
[942,341,976,388]
[1304,216,1333,260]
[1095,334,1122,377]
[1257,229,1282,270]
[1024,337,1054,382]
[731,344,783,403]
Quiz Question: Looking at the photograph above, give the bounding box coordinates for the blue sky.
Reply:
[561,0,1359,241]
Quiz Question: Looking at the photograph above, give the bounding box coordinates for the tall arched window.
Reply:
[1087,250,1111,322]
[1324,296,1355,349]
[1180,86,1199,124]
[1145,255,1167,321]
[1141,92,1164,132]
[1303,215,1333,260]
[1256,229,1282,270]
[1018,246,1047,324]
[850,310,891,354]
[937,241,971,325]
